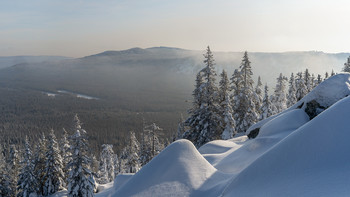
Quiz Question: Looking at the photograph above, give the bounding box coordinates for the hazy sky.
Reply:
[1,0,350,57]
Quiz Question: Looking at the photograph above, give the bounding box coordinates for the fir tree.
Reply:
[343,56,350,72]
[182,72,204,145]
[175,114,185,141]
[230,69,243,125]
[33,133,47,196]
[304,69,311,93]
[221,92,236,139]
[140,123,164,166]
[98,144,115,184]
[125,131,141,173]
[316,74,322,86]
[254,76,263,116]
[273,73,288,113]
[17,136,38,197]
[260,84,274,120]
[42,130,65,196]
[331,69,335,76]
[60,128,71,184]
[67,115,95,197]
[235,51,258,133]
[218,69,233,138]
[0,145,12,197]
[8,145,19,197]
[287,73,297,107]
[295,72,307,101]
[324,72,329,80]
[113,154,119,179]
[196,46,221,147]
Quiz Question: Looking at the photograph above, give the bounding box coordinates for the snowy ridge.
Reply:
[96,73,350,196]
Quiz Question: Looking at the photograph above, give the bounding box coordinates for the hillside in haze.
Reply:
[0,47,348,153]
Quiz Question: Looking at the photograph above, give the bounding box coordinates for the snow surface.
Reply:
[48,73,350,196]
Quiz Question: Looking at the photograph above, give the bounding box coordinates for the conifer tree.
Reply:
[304,69,311,93]
[139,123,164,166]
[316,74,322,87]
[221,92,236,140]
[295,72,307,101]
[218,69,234,138]
[287,73,297,107]
[175,114,185,141]
[33,133,47,196]
[125,131,141,173]
[43,130,65,196]
[324,72,329,80]
[196,46,221,147]
[17,137,38,197]
[183,72,204,145]
[60,128,71,183]
[67,115,95,197]
[331,69,335,76]
[230,69,243,124]
[235,51,258,133]
[113,154,119,179]
[254,76,263,116]
[272,73,288,113]
[260,84,274,120]
[0,145,11,197]
[98,144,115,184]
[342,56,350,72]
[8,145,19,197]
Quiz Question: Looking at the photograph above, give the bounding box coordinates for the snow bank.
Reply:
[247,73,350,136]
[222,96,350,196]
[258,109,309,138]
[113,173,133,191]
[112,139,231,197]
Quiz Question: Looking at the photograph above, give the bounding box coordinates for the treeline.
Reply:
[0,115,166,197]
[180,46,349,147]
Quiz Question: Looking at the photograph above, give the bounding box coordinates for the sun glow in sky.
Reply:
[1,0,350,57]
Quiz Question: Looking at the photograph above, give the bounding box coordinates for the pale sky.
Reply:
[1,0,350,57]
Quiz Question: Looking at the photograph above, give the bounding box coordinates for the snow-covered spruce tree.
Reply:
[235,51,258,133]
[310,74,315,89]
[287,73,297,108]
[125,131,141,173]
[254,76,263,117]
[196,46,221,147]
[98,144,115,184]
[182,72,204,146]
[221,92,236,140]
[315,74,322,87]
[60,128,71,183]
[175,114,185,141]
[303,69,312,93]
[113,154,119,179]
[260,84,274,120]
[324,72,329,80]
[67,115,95,197]
[33,133,47,196]
[42,130,65,196]
[218,70,235,139]
[230,68,243,125]
[8,144,19,197]
[272,73,288,113]
[0,145,12,197]
[343,56,350,72]
[17,136,38,197]
[331,69,335,76]
[295,72,307,101]
[139,123,164,166]
[118,148,128,173]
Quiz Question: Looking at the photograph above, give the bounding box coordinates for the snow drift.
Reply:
[112,139,231,197]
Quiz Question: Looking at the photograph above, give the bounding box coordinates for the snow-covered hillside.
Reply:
[53,73,350,196]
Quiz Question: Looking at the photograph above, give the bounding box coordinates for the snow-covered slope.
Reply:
[97,73,350,197]
[112,139,231,197]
